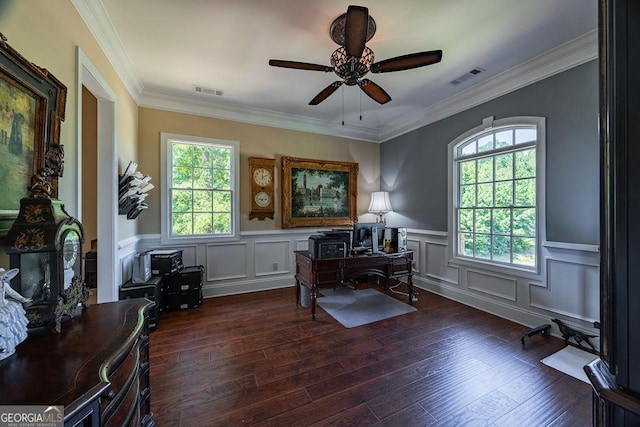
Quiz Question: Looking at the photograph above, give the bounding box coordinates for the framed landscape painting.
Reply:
[281,156,358,228]
[0,33,66,234]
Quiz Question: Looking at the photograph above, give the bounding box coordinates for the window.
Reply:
[449,117,545,271]
[161,133,239,242]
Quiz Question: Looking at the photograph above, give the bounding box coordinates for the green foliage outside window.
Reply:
[170,142,233,236]
[456,128,537,267]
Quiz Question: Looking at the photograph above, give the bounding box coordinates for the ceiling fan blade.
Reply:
[344,5,368,58]
[269,59,332,72]
[358,79,391,104]
[309,81,343,105]
[370,50,443,73]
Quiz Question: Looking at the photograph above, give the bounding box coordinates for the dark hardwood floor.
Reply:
[149,283,593,426]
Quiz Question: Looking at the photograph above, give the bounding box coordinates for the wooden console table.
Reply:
[294,250,414,320]
[0,298,154,426]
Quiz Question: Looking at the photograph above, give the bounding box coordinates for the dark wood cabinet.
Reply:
[0,298,154,426]
[120,275,164,331]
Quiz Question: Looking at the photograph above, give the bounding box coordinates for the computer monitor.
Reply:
[352,222,385,250]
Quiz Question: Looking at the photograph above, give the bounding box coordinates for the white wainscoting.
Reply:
[410,230,601,342]
[124,230,324,298]
[117,235,140,287]
[529,258,600,322]
[423,237,458,285]
[466,269,517,302]
[118,230,601,342]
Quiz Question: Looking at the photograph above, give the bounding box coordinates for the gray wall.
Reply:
[381,60,599,245]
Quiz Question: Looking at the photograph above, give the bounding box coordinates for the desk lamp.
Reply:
[368,191,393,224]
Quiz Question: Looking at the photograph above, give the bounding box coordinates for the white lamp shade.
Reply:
[368,191,393,213]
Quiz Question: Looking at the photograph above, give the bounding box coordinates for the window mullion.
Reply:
[452,122,538,269]
[164,135,237,239]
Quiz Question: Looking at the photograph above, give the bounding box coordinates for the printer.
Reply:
[308,231,350,258]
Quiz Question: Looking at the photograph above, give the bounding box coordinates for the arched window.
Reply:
[449,116,545,272]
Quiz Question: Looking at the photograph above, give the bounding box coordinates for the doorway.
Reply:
[77,47,119,303]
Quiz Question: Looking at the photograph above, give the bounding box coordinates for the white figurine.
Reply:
[0,268,32,361]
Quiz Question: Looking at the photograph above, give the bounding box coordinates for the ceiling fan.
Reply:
[269,5,442,106]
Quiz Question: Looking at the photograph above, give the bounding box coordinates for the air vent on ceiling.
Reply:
[193,85,224,96]
[449,67,486,85]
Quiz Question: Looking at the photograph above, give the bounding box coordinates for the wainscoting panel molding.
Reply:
[529,258,600,323]
[118,235,140,285]
[466,269,517,302]
[406,230,600,340]
[206,242,249,282]
[254,240,291,276]
[406,238,421,274]
[425,240,459,285]
[120,229,600,339]
[128,230,323,298]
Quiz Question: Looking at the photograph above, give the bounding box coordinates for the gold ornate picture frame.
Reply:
[0,33,67,235]
[281,156,358,228]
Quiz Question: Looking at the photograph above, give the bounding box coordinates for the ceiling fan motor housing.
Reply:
[331,46,374,85]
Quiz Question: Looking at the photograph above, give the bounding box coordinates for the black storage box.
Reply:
[166,265,203,293]
[119,275,164,330]
[163,289,203,311]
[84,251,97,288]
[163,265,204,311]
[149,249,183,275]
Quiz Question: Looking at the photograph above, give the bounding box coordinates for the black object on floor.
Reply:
[551,318,598,352]
[521,323,551,349]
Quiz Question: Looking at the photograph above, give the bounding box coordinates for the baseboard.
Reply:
[202,275,295,298]
[412,275,600,348]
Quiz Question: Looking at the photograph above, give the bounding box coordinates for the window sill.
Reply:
[160,234,241,246]
[448,255,541,280]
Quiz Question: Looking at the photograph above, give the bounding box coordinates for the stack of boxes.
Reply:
[149,250,204,312]
[118,275,164,330]
[164,266,204,311]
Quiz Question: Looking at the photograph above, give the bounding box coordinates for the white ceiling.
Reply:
[75,0,598,142]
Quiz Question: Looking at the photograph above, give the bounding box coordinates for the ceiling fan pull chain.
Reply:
[341,87,344,126]
[360,90,363,121]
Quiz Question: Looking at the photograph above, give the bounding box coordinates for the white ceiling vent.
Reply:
[449,67,486,85]
[193,85,224,96]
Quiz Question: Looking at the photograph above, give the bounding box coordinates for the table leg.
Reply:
[295,278,300,305]
[311,285,317,320]
[407,274,415,303]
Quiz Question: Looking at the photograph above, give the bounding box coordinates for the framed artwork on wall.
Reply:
[0,33,67,235]
[281,156,358,228]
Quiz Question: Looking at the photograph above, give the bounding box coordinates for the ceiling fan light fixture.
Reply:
[331,46,374,85]
[268,5,442,106]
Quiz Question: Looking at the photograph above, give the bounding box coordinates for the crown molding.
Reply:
[139,30,597,143]
[138,90,382,142]
[71,0,143,102]
[73,0,597,143]
[378,30,599,142]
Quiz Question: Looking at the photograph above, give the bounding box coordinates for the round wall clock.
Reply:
[253,168,272,187]
[249,157,275,220]
[254,191,271,208]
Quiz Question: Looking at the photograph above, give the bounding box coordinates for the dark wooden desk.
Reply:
[294,250,414,320]
[0,298,154,426]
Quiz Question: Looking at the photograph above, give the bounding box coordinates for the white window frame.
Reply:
[160,132,240,244]
[447,116,546,276]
